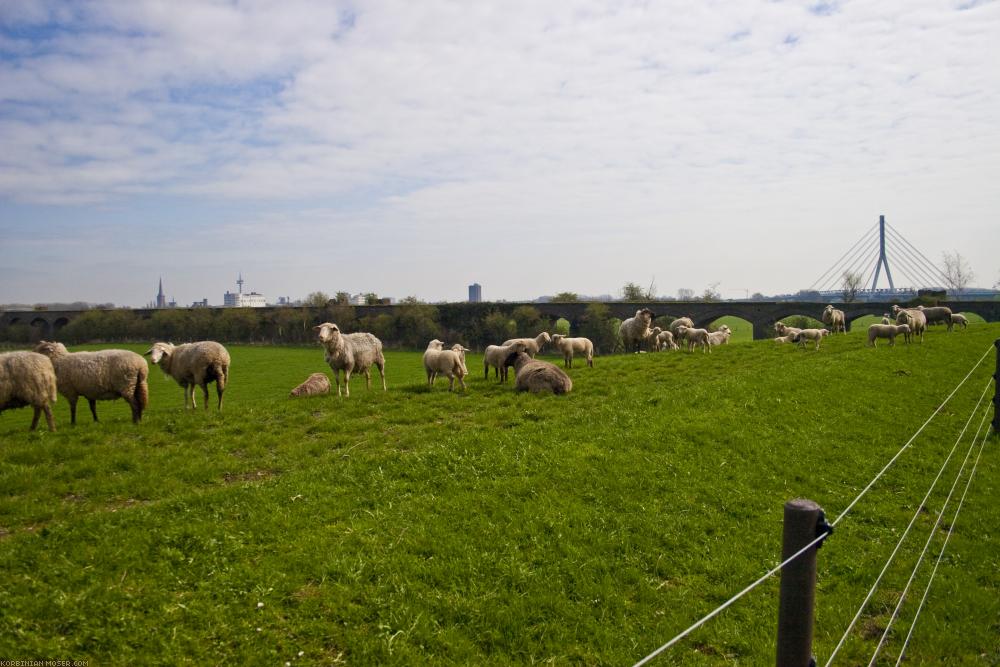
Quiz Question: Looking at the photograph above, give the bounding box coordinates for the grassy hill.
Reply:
[1,324,998,665]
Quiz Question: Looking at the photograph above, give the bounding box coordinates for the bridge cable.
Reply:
[865,403,994,667]
[834,246,879,293]
[893,421,995,666]
[885,231,946,289]
[885,242,939,290]
[823,377,993,666]
[885,226,949,286]
[631,344,993,667]
[808,224,878,292]
[819,244,878,294]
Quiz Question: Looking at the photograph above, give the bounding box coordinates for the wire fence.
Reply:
[633,342,997,666]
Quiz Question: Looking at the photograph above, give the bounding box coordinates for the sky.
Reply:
[1,0,998,307]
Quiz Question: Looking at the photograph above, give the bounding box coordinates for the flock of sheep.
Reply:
[0,303,974,432]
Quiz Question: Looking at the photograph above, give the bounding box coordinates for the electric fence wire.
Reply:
[866,402,994,667]
[893,421,995,666]
[886,224,950,285]
[885,230,946,289]
[823,377,994,666]
[809,224,878,292]
[631,344,994,667]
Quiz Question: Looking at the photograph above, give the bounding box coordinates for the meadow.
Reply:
[1,323,998,665]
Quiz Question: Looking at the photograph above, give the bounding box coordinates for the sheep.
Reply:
[34,341,149,424]
[314,323,386,397]
[774,322,802,338]
[950,313,969,329]
[642,326,663,352]
[146,340,231,409]
[504,350,573,395]
[669,317,694,340]
[0,351,57,431]
[893,308,927,343]
[790,328,830,350]
[867,323,911,347]
[881,314,892,325]
[822,305,846,334]
[675,325,710,353]
[450,343,470,377]
[619,308,655,353]
[483,341,528,383]
[707,325,732,347]
[655,330,679,351]
[551,334,595,368]
[289,372,331,398]
[501,332,552,358]
[774,335,793,344]
[916,305,954,331]
[423,339,468,391]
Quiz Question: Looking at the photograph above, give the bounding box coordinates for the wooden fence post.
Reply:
[776,499,824,667]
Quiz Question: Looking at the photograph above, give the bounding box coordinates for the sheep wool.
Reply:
[867,323,911,347]
[551,334,595,368]
[916,305,954,331]
[289,373,331,398]
[505,351,573,395]
[147,340,230,410]
[315,323,386,397]
[423,339,468,391]
[822,305,846,334]
[484,341,527,383]
[0,351,57,431]
[500,332,551,358]
[619,308,654,353]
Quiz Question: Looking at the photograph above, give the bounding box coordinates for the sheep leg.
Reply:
[30,406,41,431]
[128,395,142,423]
[67,396,78,425]
[216,383,224,411]
[457,372,466,391]
[43,405,55,431]
[427,369,434,387]
[88,398,99,422]
[365,369,372,390]
[343,370,351,397]
[201,383,210,410]
[376,360,387,391]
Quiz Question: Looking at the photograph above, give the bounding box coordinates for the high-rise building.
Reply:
[156,278,167,308]
[468,283,482,303]
[224,273,266,307]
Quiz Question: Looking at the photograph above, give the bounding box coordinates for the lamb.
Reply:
[34,341,149,424]
[655,330,679,351]
[867,323,911,347]
[774,322,802,338]
[0,351,57,431]
[501,332,552,358]
[950,313,969,329]
[790,328,830,350]
[707,325,732,347]
[289,372,331,398]
[822,305,846,334]
[881,314,892,325]
[504,350,573,395]
[619,308,654,353]
[669,317,694,340]
[675,325,710,353]
[642,326,663,352]
[551,334,595,368]
[483,341,528,383]
[916,305,954,331]
[774,335,793,344]
[893,308,927,343]
[146,340,231,409]
[422,339,469,391]
[314,323,386,397]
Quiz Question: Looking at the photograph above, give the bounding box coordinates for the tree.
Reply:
[364,292,382,305]
[841,271,864,303]
[334,291,351,304]
[578,302,617,354]
[305,291,330,308]
[942,252,974,296]
[552,292,579,302]
[511,305,543,337]
[677,288,695,301]
[621,282,645,301]
[701,283,721,302]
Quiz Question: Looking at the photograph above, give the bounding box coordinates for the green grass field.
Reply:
[2,325,998,665]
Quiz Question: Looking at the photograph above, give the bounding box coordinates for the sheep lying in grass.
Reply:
[669,317,694,340]
[423,339,468,391]
[655,330,679,351]
[289,373,331,398]
[774,335,793,344]
[501,332,551,358]
[147,340,231,409]
[675,325,710,353]
[867,323,911,347]
[892,307,927,343]
[707,325,732,347]
[791,328,830,350]
[551,334,594,368]
[483,341,527,383]
[916,305,954,331]
[774,322,802,338]
[315,323,386,397]
[619,308,654,353]
[950,313,968,329]
[34,341,149,424]
[0,351,57,431]
[822,305,846,333]
[504,350,573,395]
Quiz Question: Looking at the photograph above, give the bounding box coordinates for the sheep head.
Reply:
[33,341,68,358]
[551,334,564,343]
[426,339,445,350]
[314,323,341,344]
[145,342,175,364]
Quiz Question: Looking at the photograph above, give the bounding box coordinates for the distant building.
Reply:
[223,273,266,307]
[191,299,209,308]
[156,278,167,308]
[468,283,482,303]
[350,293,367,306]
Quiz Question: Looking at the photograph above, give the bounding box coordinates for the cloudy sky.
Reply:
[1,0,998,307]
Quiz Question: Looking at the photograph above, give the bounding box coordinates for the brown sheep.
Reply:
[504,351,573,395]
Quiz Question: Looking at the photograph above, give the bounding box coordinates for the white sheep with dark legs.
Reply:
[619,308,654,353]
[34,341,148,424]
[0,351,57,431]
[916,305,954,331]
[550,334,594,368]
[867,323,911,347]
[483,341,527,382]
[791,328,830,350]
[146,340,231,409]
[423,339,468,391]
[501,332,551,358]
[822,305,846,333]
[504,350,573,394]
[950,313,968,329]
[314,323,386,398]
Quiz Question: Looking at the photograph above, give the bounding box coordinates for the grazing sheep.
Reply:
[423,339,468,391]
[669,317,694,340]
[867,323,911,347]
[34,341,149,424]
[950,313,969,329]
[822,305,846,334]
[0,351,57,431]
[655,330,679,351]
[551,334,595,368]
[501,332,552,358]
[483,341,527,383]
[504,351,573,395]
[916,305,954,331]
[146,340,231,409]
[314,323,386,397]
[707,325,732,347]
[893,308,927,343]
[675,325,710,353]
[289,372,331,398]
[619,308,655,353]
[791,328,830,350]
[774,322,803,338]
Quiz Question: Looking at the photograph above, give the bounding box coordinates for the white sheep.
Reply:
[774,322,802,338]
[423,339,468,391]
[0,350,57,431]
[619,308,654,353]
[314,323,386,397]
[675,324,710,353]
[822,305,846,334]
[916,305,955,331]
[655,330,679,351]
[774,335,793,344]
[706,325,732,347]
[483,341,527,382]
[950,313,969,329]
[669,317,694,340]
[791,328,830,350]
[867,323,911,347]
[550,334,595,368]
[642,326,663,352]
[289,373,331,398]
[893,308,927,343]
[881,314,892,325]
[146,340,231,409]
[34,341,149,424]
[501,332,551,358]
